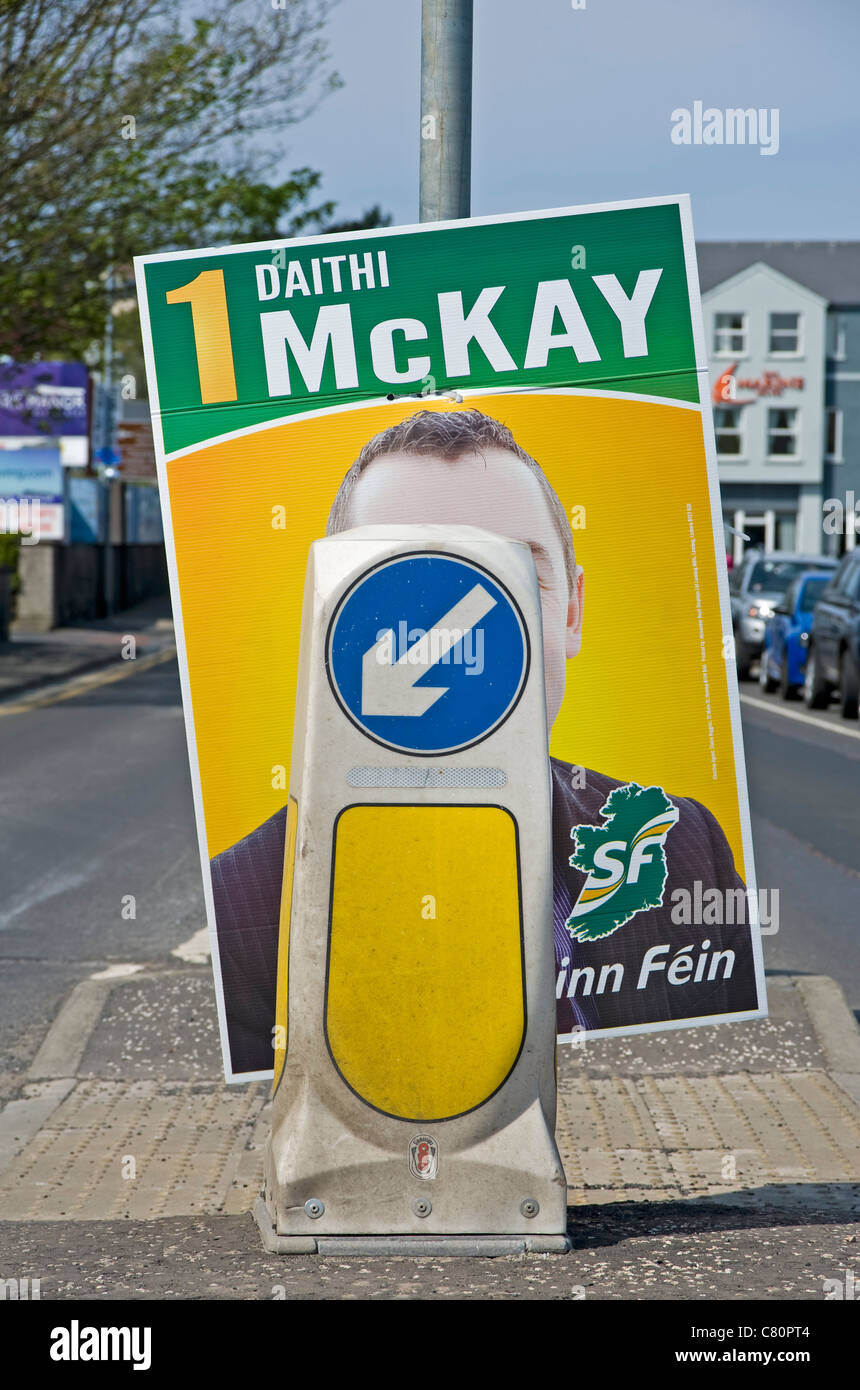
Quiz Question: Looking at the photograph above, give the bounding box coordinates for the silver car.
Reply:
[728,549,838,679]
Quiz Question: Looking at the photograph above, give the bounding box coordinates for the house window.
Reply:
[825,408,843,461]
[713,312,746,355]
[767,407,799,457]
[768,311,801,354]
[714,406,743,455]
[827,314,846,360]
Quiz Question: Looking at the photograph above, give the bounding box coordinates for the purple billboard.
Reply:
[0,362,88,439]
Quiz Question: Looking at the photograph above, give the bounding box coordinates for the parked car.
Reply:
[804,549,860,719]
[759,571,832,699]
[729,550,838,679]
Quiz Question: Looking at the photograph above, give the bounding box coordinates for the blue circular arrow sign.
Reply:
[326,552,530,755]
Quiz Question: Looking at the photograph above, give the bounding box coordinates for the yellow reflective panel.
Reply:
[326,805,524,1121]
[272,796,298,1093]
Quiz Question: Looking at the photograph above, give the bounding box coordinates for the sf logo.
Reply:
[409,1134,439,1180]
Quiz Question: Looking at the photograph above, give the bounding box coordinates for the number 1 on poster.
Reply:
[166,269,238,405]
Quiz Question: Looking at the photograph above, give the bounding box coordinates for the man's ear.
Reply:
[565,566,584,659]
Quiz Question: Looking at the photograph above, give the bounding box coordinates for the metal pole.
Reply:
[102,267,116,615]
[419,0,473,223]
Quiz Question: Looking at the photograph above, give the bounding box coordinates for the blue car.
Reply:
[759,570,833,699]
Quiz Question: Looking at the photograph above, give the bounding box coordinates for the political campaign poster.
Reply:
[135,196,767,1082]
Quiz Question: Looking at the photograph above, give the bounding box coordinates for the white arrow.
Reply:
[361,583,497,717]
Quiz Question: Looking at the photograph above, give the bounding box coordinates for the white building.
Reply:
[697,242,860,563]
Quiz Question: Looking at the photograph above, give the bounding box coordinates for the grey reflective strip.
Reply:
[347,766,507,788]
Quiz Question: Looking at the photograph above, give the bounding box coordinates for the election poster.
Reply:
[135,196,767,1082]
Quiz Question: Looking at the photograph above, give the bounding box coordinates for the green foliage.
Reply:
[0,532,21,593]
[0,0,387,365]
[323,206,393,235]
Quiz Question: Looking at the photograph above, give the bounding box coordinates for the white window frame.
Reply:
[766,405,800,459]
[827,314,847,361]
[731,510,746,567]
[713,311,747,358]
[713,405,745,458]
[825,407,844,462]
[768,310,803,357]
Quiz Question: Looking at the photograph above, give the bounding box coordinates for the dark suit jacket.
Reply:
[211,759,759,1073]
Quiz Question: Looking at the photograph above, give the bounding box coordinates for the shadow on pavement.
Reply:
[569,1188,860,1248]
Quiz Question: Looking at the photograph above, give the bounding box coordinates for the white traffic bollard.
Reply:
[254,524,569,1255]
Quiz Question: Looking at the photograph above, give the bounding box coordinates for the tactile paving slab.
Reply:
[557,1070,860,1208]
[1,1067,859,1219]
[0,1080,268,1220]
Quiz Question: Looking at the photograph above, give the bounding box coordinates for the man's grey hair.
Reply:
[325,409,576,594]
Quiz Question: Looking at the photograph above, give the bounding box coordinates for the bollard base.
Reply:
[253,1196,570,1256]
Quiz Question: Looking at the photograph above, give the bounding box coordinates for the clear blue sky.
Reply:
[287,0,855,239]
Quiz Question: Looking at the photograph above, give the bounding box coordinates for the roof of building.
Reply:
[696,242,860,304]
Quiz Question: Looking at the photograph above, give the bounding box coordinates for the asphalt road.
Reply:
[0,661,205,1079]
[737,677,860,1012]
[0,657,857,1080]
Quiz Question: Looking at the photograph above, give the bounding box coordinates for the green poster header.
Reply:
[136,199,701,455]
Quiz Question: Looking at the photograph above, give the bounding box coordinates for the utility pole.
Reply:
[101,267,117,615]
[419,0,473,223]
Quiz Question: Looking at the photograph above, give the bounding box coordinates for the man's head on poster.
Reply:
[326,408,583,731]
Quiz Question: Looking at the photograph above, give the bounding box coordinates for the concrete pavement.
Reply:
[0,596,175,706]
[0,947,858,1296]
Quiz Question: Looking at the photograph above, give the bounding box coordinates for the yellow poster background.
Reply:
[166,390,744,875]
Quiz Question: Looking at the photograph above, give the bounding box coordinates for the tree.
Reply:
[0,0,384,363]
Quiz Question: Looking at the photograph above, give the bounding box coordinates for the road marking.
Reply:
[90,963,146,980]
[0,644,176,717]
[172,927,211,964]
[740,692,860,742]
[0,866,90,931]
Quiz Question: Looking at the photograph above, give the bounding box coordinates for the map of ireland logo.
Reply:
[566,784,679,942]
